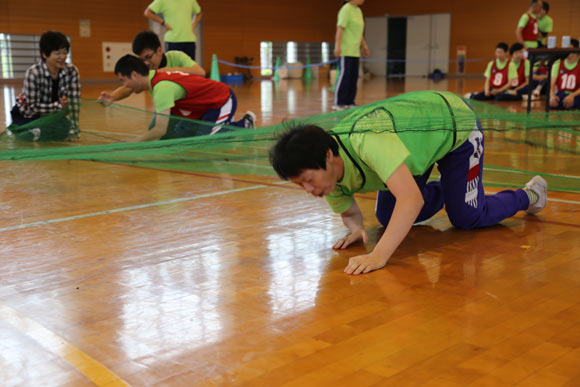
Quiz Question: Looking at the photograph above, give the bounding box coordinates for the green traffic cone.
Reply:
[303,56,313,81]
[329,65,340,91]
[210,54,220,81]
[273,56,281,82]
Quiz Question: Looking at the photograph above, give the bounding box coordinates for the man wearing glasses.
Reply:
[99,31,205,104]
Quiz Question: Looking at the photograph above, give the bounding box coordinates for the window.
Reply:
[0,33,72,79]
[286,42,297,63]
[321,42,330,63]
[260,41,335,77]
[260,41,272,76]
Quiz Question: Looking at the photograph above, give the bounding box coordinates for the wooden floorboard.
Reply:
[0,77,579,386]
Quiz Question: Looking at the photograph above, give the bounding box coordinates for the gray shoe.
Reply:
[524,175,548,214]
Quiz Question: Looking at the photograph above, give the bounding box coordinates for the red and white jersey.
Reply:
[490,60,510,88]
[535,60,549,75]
[150,71,231,119]
[522,12,539,42]
[555,60,580,93]
[511,59,527,88]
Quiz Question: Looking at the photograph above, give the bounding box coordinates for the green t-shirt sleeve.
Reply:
[166,51,197,68]
[337,5,349,28]
[524,60,530,77]
[325,190,354,215]
[551,60,561,79]
[543,17,553,33]
[484,61,493,78]
[518,13,529,28]
[148,0,164,13]
[192,0,201,13]
[152,80,186,112]
[508,62,518,81]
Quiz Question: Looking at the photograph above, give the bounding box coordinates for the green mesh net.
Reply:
[1,92,579,193]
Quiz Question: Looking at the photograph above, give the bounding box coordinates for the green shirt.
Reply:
[518,13,539,48]
[325,91,476,214]
[148,0,201,43]
[483,59,518,84]
[148,70,186,112]
[337,3,364,57]
[551,58,580,93]
[165,50,197,68]
[537,15,553,46]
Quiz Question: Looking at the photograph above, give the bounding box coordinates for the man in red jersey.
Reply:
[466,43,517,101]
[516,0,543,49]
[550,39,580,109]
[114,54,255,142]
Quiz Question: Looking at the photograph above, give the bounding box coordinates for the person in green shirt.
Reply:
[466,42,518,101]
[333,0,370,111]
[145,0,201,60]
[537,1,553,47]
[549,39,580,109]
[270,91,548,275]
[516,0,543,49]
[99,31,205,104]
[495,43,531,101]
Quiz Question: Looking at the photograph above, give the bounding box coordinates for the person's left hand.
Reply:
[344,252,388,275]
[362,46,370,58]
[563,94,575,108]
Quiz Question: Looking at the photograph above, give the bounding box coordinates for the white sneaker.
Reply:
[524,175,548,214]
[242,111,256,128]
[31,128,41,142]
[332,105,347,111]
[464,92,472,99]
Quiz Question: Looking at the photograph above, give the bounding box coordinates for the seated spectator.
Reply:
[465,43,517,101]
[8,31,80,141]
[550,39,580,110]
[495,43,531,101]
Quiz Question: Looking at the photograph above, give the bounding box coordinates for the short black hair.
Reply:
[571,39,580,49]
[132,31,162,55]
[510,42,525,55]
[270,125,339,180]
[114,54,149,77]
[39,31,70,60]
[496,42,509,52]
[542,1,549,12]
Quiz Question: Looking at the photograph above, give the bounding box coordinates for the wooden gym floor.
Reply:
[0,77,579,386]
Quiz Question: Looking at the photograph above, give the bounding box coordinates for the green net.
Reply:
[1,92,579,193]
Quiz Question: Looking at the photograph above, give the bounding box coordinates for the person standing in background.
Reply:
[516,0,543,49]
[537,2,553,47]
[333,0,370,111]
[144,0,202,61]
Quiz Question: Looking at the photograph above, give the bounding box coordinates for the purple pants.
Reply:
[375,129,530,230]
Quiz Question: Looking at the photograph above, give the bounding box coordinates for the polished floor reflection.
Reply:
[0,77,579,386]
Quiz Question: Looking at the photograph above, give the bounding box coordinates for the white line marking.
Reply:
[0,185,267,232]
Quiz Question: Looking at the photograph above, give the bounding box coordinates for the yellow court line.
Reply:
[0,303,131,386]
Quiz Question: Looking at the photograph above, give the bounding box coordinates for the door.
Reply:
[364,16,388,77]
[405,14,431,77]
[404,13,451,77]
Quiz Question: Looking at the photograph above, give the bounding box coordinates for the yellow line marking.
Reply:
[0,303,130,386]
